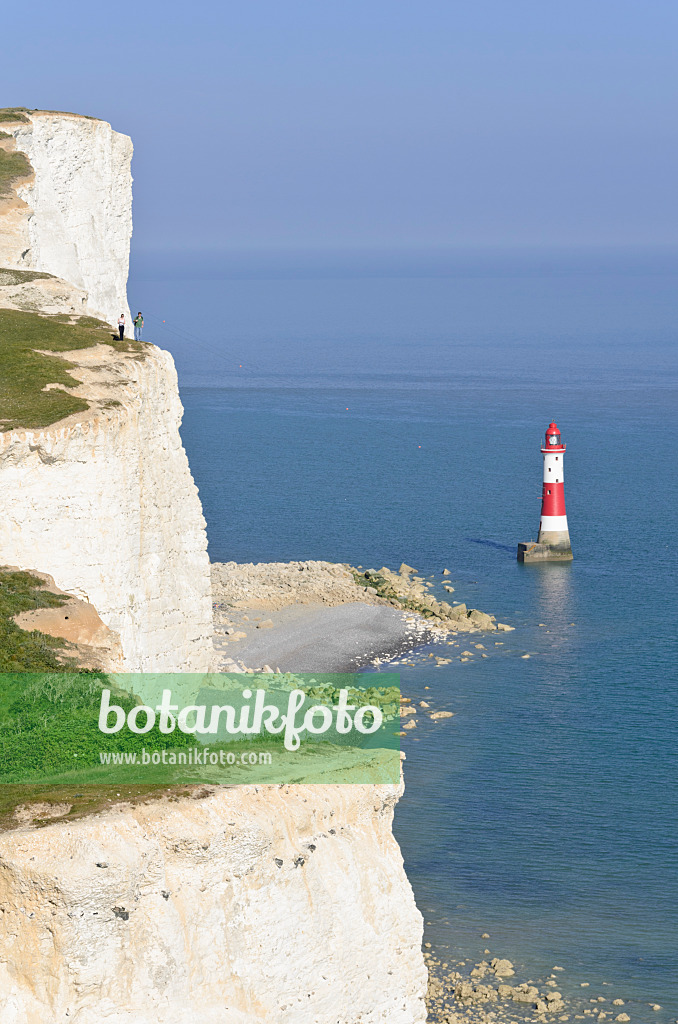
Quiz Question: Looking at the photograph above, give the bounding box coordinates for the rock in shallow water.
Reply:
[491,958,516,978]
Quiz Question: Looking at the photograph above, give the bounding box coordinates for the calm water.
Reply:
[131,249,678,1021]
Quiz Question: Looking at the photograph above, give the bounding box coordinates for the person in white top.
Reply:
[117,314,125,340]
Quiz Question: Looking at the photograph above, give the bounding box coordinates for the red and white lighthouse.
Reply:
[518,421,573,562]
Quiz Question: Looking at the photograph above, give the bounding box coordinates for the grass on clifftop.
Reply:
[0,269,54,287]
[0,308,142,431]
[0,782,209,833]
[0,147,32,196]
[0,108,98,123]
[0,108,31,124]
[0,569,73,671]
[0,568,200,830]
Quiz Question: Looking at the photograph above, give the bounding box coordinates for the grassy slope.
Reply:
[0,569,187,828]
[0,269,54,286]
[0,570,400,827]
[0,569,73,671]
[0,109,31,124]
[0,108,97,123]
[0,110,32,195]
[0,573,201,828]
[0,147,31,197]
[0,308,142,431]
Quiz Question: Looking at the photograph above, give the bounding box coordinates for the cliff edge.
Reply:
[0,108,132,325]
[0,328,214,671]
[0,779,426,1024]
[0,107,213,672]
[0,109,428,1023]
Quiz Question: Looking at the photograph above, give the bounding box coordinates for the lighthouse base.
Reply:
[517,538,573,562]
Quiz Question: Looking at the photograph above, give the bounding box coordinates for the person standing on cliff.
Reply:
[117,314,125,340]
[133,312,144,341]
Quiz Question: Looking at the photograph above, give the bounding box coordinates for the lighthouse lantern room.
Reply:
[517,421,573,562]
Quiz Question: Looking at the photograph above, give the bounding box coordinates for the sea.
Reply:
[130,247,678,1023]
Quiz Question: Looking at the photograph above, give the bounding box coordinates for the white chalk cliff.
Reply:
[0,780,426,1024]
[0,110,427,1022]
[0,109,213,672]
[0,341,214,672]
[0,110,132,325]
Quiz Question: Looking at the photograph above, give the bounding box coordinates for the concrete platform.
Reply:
[517,541,573,562]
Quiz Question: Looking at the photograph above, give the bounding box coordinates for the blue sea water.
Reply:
[130,248,678,1022]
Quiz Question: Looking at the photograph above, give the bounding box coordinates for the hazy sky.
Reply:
[2,0,677,251]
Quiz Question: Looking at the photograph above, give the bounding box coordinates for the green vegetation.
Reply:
[0,108,98,123]
[0,658,401,826]
[351,569,445,619]
[0,147,31,196]
[0,782,178,831]
[0,108,31,124]
[0,570,195,827]
[73,315,109,328]
[40,110,98,120]
[0,308,143,431]
[0,569,74,671]
[0,672,194,783]
[0,269,54,287]
[274,671,400,721]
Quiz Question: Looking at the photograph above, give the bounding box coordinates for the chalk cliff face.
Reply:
[0,780,426,1024]
[0,109,428,1023]
[0,112,212,670]
[0,341,214,672]
[1,110,132,325]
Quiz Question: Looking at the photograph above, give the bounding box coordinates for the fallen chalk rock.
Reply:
[467,609,495,629]
[491,958,516,979]
[454,982,499,1005]
[511,985,540,1004]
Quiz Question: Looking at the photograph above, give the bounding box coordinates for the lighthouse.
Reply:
[517,422,573,562]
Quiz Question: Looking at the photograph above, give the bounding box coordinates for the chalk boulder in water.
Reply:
[492,958,516,978]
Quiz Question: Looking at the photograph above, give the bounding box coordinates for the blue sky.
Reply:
[2,0,677,251]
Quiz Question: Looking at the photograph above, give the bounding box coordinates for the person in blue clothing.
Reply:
[133,312,144,341]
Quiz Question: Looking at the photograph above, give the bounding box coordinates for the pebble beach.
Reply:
[210,558,511,673]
